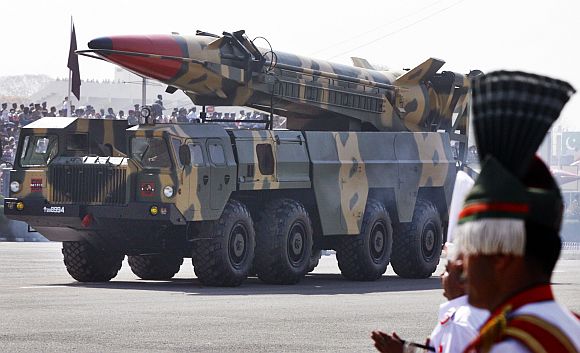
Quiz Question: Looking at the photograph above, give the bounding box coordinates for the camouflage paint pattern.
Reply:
[8,117,129,203]
[5,117,133,241]
[306,131,454,235]
[129,123,235,221]
[335,133,368,234]
[83,31,473,141]
[268,131,311,186]
[231,130,280,191]
[4,119,238,242]
[5,121,456,240]
[231,129,311,191]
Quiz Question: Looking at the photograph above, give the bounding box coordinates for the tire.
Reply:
[62,241,124,282]
[254,199,313,284]
[391,199,443,278]
[336,199,393,281]
[247,263,257,277]
[308,249,322,273]
[191,200,255,287]
[128,254,184,280]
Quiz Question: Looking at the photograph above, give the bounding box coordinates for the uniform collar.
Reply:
[464,284,554,353]
[489,283,553,320]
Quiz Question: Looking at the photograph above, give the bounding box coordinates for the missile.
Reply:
[82,30,475,133]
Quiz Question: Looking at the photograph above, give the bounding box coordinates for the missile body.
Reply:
[86,30,473,133]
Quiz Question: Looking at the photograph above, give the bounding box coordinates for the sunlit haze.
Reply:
[1,0,579,127]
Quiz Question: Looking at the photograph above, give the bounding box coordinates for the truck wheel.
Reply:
[308,249,322,273]
[191,200,255,287]
[336,199,393,281]
[128,254,183,280]
[255,199,313,284]
[62,241,124,282]
[391,199,443,278]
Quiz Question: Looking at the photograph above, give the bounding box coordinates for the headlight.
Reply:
[163,185,174,198]
[10,181,20,193]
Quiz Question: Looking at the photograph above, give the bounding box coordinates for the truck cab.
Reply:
[127,123,236,222]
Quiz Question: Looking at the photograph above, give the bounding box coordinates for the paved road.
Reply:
[0,243,579,353]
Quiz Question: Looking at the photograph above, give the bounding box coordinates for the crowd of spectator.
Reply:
[0,95,283,167]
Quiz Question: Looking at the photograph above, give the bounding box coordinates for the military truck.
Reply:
[4,30,477,286]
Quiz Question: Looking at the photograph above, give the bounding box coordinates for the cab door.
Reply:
[206,138,233,211]
[184,139,210,221]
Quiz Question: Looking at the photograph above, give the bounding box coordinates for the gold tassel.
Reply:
[478,305,512,353]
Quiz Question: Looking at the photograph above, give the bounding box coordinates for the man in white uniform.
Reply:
[371,251,488,353]
[428,254,489,353]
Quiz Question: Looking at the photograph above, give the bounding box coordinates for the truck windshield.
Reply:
[19,135,58,167]
[131,137,172,168]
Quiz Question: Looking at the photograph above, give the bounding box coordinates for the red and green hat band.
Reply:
[459,202,529,223]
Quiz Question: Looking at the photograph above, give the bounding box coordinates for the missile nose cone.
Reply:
[88,37,113,50]
[87,34,187,82]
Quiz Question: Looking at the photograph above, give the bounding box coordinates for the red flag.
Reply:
[68,22,81,100]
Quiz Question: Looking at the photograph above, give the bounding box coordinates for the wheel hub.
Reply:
[421,221,439,261]
[369,222,387,261]
[233,232,246,258]
[373,231,384,253]
[425,230,435,252]
[291,232,303,256]
[288,222,306,266]
[229,223,248,268]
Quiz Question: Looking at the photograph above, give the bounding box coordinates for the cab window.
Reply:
[188,144,204,166]
[66,134,88,152]
[256,144,274,175]
[131,137,172,168]
[208,143,225,165]
[20,135,58,167]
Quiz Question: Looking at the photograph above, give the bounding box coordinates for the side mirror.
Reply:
[179,144,191,166]
[141,106,154,125]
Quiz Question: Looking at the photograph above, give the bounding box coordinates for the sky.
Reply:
[2,0,580,127]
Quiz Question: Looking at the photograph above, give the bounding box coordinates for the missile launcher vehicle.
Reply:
[3,30,478,286]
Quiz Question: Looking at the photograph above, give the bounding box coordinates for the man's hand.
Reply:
[371,330,404,353]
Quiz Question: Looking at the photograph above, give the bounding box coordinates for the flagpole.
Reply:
[67,16,73,117]
[67,68,72,117]
[142,77,146,108]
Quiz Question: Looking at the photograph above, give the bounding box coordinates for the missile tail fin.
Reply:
[351,57,375,70]
[165,86,178,94]
[395,58,445,85]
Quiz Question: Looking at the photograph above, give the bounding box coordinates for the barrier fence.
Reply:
[562,242,580,252]
[1,167,10,197]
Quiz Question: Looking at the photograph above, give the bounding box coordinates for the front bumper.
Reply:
[3,198,186,227]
